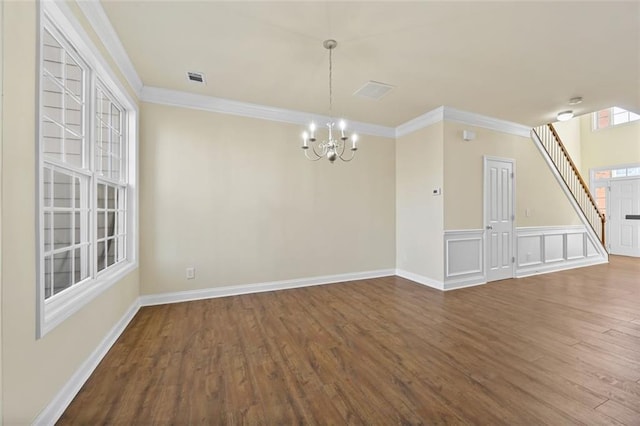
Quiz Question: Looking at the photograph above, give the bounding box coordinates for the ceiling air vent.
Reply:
[354,81,394,100]
[187,71,206,84]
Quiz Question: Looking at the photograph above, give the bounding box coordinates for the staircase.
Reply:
[532,123,606,246]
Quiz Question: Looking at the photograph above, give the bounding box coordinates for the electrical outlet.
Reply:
[186,267,195,280]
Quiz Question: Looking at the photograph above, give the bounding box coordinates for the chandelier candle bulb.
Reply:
[339,120,346,139]
[302,131,309,148]
[352,134,358,150]
[309,122,316,141]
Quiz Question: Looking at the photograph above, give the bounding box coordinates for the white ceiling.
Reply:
[100,1,640,128]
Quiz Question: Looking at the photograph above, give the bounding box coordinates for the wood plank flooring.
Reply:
[59,256,640,425]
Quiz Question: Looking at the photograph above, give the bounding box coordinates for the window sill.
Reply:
[38,261,138,338]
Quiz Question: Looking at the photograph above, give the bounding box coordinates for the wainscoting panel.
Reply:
[516,226,607,277]
[444,226,606,288]
[586,237,599,257]
[566,232,585,260]
[444,230,486,289]
[517,234,543,267]
[544,234,564,263]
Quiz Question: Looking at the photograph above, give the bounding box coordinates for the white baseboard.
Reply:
[33,299,141,426]
[139,269,396,307]
[444,277,487,291]
[395,269,444,290]
[516,257,608,278]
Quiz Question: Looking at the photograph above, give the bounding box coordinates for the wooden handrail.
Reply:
[534,123,606,245]
[547,123,606,221]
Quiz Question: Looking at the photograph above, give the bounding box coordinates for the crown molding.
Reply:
[76,0,143,96]
[140,86,397,139]
[395,107,444,138]
[68,0,527,139]
[68,0,530,139]
[443,107,531,138]
[395,106,531,138]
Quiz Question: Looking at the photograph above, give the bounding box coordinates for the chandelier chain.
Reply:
[328,46,333,113]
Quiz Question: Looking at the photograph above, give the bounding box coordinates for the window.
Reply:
[593,107,640,130]
[95,84,128,272]
[594,186,607,216]
[38,5,137,337]
[41,26,92,299]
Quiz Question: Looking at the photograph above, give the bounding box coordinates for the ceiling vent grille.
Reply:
[187,71,206,84]
[354,81,394,100]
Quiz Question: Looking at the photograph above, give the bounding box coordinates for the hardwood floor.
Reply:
[59,256,640,425]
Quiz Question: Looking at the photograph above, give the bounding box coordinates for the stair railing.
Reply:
[532,123,606,245]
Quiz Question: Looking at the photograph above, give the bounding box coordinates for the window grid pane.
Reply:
[612,168,627,178]
[42,28,87,169]
[95,84,124,182]
[96,182,127,274]
[42,164,91,298]
[594,107,640,130]
[627,167,640,176]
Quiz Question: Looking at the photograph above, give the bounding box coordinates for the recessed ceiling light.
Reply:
[187,71,206,84]
[557,110,574,121]
[568,97,583,105]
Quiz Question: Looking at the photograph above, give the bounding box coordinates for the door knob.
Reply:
[486,225,493,230]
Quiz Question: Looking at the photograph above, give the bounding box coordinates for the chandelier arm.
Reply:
[312,142,327,158]
[338,149,357,162]
[304,148,323,161]
[304,141,326,161]
[336,138,346,157]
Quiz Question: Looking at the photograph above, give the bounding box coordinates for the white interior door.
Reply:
[484,157,515,282]
[608,178,640,256]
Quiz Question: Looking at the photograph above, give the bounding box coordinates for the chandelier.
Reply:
[301,39,358,163]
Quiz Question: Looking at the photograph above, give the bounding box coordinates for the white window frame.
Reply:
[37,1,138,338]
[590,163,640,191]
[592,107,640,131]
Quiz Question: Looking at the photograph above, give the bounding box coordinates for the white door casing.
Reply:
[608,178,640,257]
[484,157,515,282]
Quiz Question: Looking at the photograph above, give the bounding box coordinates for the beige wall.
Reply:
[1,2,140,423]
[139,103,396,295]
[579,114,640,179]
[395,123,444,282]
[443,122,581,229]
[553,119,582,171]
